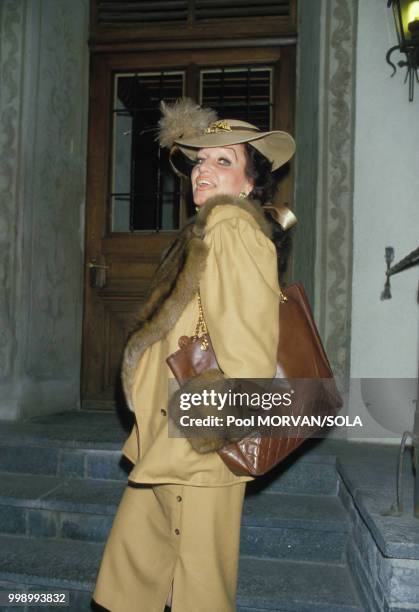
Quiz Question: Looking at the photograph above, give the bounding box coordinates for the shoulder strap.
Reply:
[194,290,209,350]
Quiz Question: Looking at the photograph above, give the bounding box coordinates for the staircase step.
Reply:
[0,412,128,449]
[247,458,338,496]
[0,443,338,492]
[0,415,339,494]
[0,473,123,543]
[0,535,102,611]
[243,491,348,530]
[0,473,349,565]
[237,555,363,611]
[0,536,361,612]
[0,445,130,481]
[241,492,349,563]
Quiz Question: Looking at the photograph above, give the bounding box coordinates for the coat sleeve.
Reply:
[199,213,281,379]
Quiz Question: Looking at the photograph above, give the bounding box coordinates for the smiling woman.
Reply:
[92,98,296,612]
[191,145,254,207]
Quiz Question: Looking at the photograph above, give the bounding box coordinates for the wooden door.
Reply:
[81,47,295,410]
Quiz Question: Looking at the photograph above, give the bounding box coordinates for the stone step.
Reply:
[0,442,338,494]
[0,412,128,450]
[0,414,340,494]
[0,473,121,544]
[237,555,363,611]
[0,535,102,612]
[247,456,338,496]
[241,491,349,563]
[0,444,129,481]
[0,536,362,612]
[0,473,349,563]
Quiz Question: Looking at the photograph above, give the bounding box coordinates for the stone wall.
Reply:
[0,0,89,419]
[340,476,419,611]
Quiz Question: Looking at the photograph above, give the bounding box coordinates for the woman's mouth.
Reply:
[195,179,215,190]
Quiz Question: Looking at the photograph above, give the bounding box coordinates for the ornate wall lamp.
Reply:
[387,0,419,100]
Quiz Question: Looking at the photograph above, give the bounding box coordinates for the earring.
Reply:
[239,191,247,199]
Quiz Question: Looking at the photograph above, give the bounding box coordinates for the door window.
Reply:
[110,66,274,234]
[200,66,273,129]
[111,71,185,232]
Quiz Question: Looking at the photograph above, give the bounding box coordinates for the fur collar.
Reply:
[121,195,272,408]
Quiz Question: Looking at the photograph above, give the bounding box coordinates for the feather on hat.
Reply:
[158,99,218,148]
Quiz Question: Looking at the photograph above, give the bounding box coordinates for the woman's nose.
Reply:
[197,158,211,171]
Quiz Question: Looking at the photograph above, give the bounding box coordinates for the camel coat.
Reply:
[93,195,282,611]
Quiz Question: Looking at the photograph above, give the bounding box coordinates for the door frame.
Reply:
[81,45,296,408]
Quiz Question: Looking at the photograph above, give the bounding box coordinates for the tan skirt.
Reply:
[93,481,246,612]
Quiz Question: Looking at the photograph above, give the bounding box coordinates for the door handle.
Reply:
[88,262,108,289]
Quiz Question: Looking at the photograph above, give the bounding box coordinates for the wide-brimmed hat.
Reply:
[158,99,295,178]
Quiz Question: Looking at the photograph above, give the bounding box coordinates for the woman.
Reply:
[92,98,296,612]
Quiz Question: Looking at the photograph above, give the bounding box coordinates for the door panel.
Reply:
[82,47,295,409]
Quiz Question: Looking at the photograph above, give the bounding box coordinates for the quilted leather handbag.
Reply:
[166,283,342,476]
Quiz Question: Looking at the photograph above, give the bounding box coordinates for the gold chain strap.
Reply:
[194,286,286,351]
[278,286,288,304]
[194,290,209,350]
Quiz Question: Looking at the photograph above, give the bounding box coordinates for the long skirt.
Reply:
[92,481,246,612]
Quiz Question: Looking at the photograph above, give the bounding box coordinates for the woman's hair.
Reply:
[244,143,293,281]
[244,143,277,205]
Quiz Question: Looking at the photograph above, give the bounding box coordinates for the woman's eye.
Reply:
[196,157,205,165]
[218,157,231,166]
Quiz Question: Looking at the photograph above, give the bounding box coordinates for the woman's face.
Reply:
[191,144,254,208]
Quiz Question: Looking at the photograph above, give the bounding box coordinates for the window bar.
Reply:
[156,147,163,232]
[155,71,165,231]
[270,67,274,129]
[188,0,195,24]
[246,67,251,122]
[128,74,139,233]
[220,67,225,112]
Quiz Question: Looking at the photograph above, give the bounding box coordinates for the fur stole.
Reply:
[121,194,272,452]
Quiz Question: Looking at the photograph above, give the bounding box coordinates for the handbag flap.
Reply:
[166,334,219,385]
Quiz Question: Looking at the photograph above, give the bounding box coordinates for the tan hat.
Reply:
[158,99,295,178]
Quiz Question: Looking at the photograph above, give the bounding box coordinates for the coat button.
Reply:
[160,409,167,416]
[176,495,182,502]
[174,528,180,535]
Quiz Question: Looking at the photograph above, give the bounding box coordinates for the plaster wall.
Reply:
[349,0,419,439]
[296,0,417,441]
[0,0,88,419]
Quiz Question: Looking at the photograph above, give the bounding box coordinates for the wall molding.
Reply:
[315,0,358,390]
[0,0,26,384]
[0,0,89,419]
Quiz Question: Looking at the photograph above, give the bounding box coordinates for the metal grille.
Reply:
[195,0,290,20]
[97,0,290,25]
[97,1,189,24]
[111,71,184,232]
[200,67,273,130]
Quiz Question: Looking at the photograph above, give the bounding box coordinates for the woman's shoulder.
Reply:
[206,204,257,232]
[201,197,278,268]
[200,198,282,297]
[196,194,272,239]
